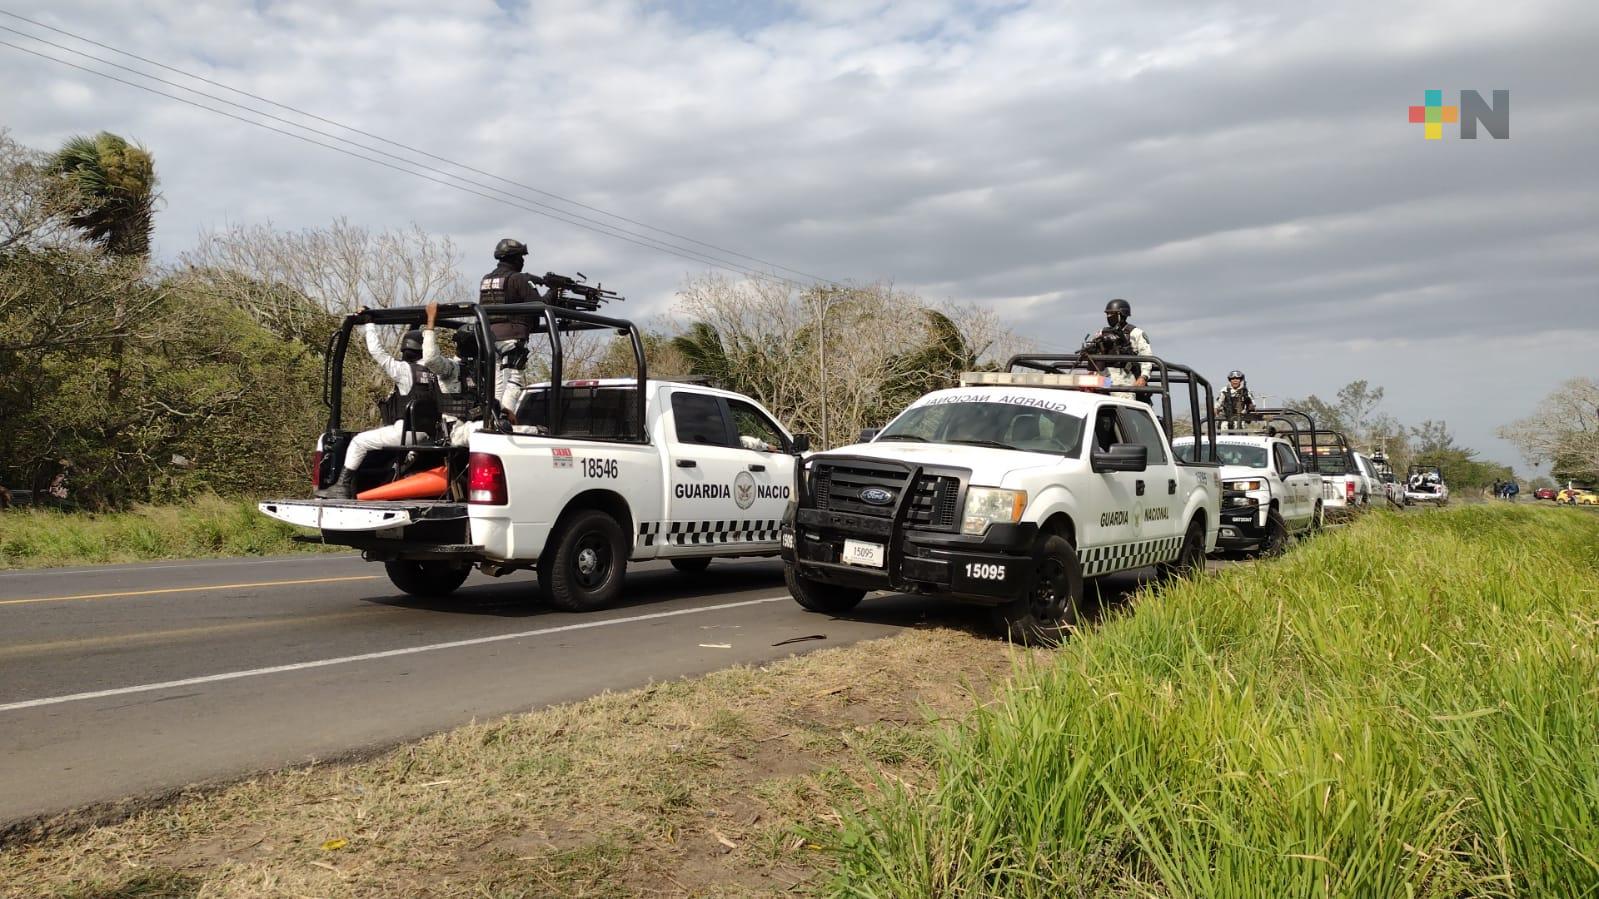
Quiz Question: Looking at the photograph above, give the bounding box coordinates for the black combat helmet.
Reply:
[453,324,479,361]
[1105,297,1131,326]
[400,329,424,362]
[493,238,529,260]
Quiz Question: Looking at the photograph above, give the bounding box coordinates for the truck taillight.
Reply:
[468,452,508,505]
[1346,480,1356,500]
[311,450,323,488]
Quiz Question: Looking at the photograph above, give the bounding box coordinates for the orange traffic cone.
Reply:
[356,466,449,501]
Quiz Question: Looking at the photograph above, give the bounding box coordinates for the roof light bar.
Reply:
[959,371,1114,389]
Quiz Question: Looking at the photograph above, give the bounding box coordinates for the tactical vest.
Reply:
[1220,386,1254,417]
[479,272,507,305]
[437,365,482,422]
[379,361,443,432]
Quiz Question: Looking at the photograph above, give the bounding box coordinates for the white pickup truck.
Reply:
[1296,430,1368,519]
[779,354,1221,640]
[1173,427,1323,556]
[260,303,802,611]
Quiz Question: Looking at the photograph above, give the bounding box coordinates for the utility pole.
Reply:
[814,286,843,448]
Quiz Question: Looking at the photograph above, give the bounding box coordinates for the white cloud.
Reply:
[1,0,1596,466]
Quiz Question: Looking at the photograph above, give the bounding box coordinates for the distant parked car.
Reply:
[1535,487,1557,501]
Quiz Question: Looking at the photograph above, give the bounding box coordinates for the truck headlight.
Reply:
[961,487,1027,535]
[1224,480,1264,492]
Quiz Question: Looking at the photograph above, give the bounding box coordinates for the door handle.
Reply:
[1136,479,1146,496]
[1168,479,1177,494]
[748,464,766,472]
[677,459,697,468]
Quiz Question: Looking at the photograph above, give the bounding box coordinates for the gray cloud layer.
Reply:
[3,0,1595,465]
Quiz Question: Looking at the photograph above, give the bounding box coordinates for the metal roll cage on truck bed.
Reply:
[263,297,810,611]
[781,351,1222,641]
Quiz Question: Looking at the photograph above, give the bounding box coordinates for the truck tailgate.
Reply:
[258,499,469,532]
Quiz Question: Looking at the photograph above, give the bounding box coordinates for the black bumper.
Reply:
[1216,501,1266,548]
[782,507,1040,604]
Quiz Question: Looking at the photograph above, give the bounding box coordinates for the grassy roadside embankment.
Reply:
[0,495,331,569]
[831,504,1599,897]
[2,505,1594,897]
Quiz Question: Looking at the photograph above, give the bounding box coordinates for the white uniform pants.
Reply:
[343,422,429,471]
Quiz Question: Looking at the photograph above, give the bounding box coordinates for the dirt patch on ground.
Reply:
[0,627,1034,898]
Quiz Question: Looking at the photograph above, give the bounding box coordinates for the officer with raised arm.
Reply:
[318,311,454,499]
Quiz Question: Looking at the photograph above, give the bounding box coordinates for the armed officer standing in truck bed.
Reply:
[1099,298,1152,400]
[479,238,545,413]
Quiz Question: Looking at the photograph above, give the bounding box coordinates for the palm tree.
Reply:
[51,132,158,259]
[670,321,733,386]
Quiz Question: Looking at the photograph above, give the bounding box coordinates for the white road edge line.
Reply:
[0,595,789,713]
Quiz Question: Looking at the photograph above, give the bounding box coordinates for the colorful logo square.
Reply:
[1409,90,1458,140]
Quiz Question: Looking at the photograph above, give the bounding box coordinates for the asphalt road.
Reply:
[0,552,1158,828]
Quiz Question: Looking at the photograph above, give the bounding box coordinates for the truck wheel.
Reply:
[1158,519,1206,583]
[990,534,1083,645]
[543,510,628,612]
[785,565,866,612]
[670,557,712,574]
[1259,508,1290,558]
[384,560,470,597]
[1308,502,1326,536]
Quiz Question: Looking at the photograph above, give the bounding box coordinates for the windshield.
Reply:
[1175,441,1268,467]
[878,400,1085,456]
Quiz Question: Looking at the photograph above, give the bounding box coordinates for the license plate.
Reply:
[841,539,885,568]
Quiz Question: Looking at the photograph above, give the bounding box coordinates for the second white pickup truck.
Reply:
[1173,411,1324,556]
[780,353,1221,640]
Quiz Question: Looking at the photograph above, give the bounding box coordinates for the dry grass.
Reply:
[0,628,1026,898]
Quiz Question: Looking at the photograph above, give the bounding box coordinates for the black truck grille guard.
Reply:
[810,458,963,532]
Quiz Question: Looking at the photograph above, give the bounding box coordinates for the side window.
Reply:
[1092,407,1123,453]
[1117,407,1169,463]
[1276,444,1300,475]
[726,399,788,453]
[671,392,733,447]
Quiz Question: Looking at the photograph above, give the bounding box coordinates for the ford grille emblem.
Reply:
[860,487,894,506]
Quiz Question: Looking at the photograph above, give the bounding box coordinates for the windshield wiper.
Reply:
[948,438,1017,450]
[876,434,929,442]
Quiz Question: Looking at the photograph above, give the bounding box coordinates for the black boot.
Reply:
[317,468,354,500]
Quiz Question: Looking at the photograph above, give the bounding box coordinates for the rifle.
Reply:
[536,271,623,312]
[1077,325,1136,372]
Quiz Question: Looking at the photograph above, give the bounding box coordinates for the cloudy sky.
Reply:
[2,0,1595,467]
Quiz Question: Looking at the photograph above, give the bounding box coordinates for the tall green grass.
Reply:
[0,494,330,569]
[828,506,1599,898]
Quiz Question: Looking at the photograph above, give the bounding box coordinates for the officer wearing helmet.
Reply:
[420,302,528,444]
[1216,369,1255,428]
[480,238,544,341]
[318,311,457,499]
[1101,298,1153,400]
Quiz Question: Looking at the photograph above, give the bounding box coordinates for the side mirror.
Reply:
[1092,442,1148,473]
[858,428,882,443]
[791,434,811,455]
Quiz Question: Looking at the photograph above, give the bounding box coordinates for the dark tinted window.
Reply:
[1275,444,1301,474]
[1117,407,1169,463]
[671,392,733,446]
[517,386,642,440]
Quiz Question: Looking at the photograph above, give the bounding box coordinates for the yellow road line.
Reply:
[0,606,403,659]
[0,575,383,607]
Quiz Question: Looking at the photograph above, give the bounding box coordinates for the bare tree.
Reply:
[1498,378,1599,481]
[178,218,470,323]
[0,128,83,254]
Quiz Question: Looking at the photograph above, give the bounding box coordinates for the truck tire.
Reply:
[785,565,866,613]
[1259,508,1290,558]
[990,534,1083,645]
[542,509,628,612]
[384,560,470,598]
[1158,518,1206,583]
[670,557,712,574]
[1307,502,1326,536]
